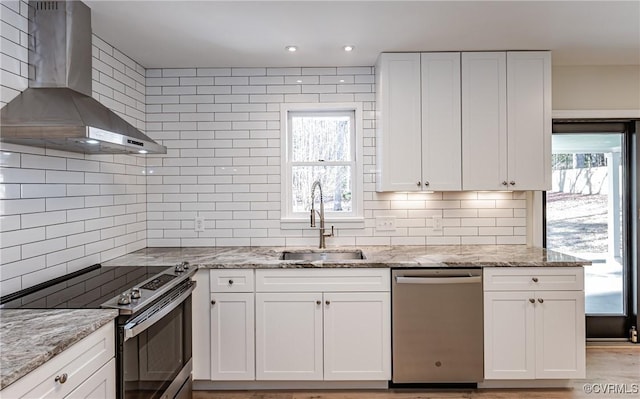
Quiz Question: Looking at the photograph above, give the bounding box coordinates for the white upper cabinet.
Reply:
[461,52,508,191]
[421,53,462,190]
[376,53,423,191]
[376,52,462,191]
[506,51,552,190]
[462,51,551,190]
[377,50,551,191]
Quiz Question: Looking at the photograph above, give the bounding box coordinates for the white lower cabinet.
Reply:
[199,268,390,383]
[0,322,115,399]
[66,358,115,399]
[210,292,255,380]
[209,269,256,381]
[323,292,390,380]
[255,292,323,380]
[483,267,585,380]
[254,269,391,382]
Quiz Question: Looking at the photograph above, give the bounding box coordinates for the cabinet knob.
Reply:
[211,300,216,305]
[55,373,68,384]
[228,279,234,285]
[416,181,421,187]
[532,277,539,282]
[316,300,321,305]
[529,298,535,303]
[325,300,331,305]
[538,298,544,303]
[501,181,508,186]
[509,181,516,186]
[424,181,430,187]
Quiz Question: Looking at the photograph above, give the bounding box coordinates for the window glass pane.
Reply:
[547,133,624,315]
[292,166,352,213]
[291,114,352,162]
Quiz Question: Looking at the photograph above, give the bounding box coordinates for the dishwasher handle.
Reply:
[395,275,481,285]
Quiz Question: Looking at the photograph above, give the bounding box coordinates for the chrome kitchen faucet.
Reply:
[310,180,334,249]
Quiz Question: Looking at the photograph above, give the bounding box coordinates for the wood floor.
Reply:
[193,346,640,399]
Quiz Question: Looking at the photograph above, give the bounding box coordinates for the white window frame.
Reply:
[280,102,364,229]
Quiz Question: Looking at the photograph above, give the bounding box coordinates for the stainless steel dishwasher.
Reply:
[392,268,483,383]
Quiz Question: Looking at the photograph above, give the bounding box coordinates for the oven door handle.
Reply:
[123,280,196,341]
[395,276,481,285]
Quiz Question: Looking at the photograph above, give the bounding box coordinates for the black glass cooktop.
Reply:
[0,265,169,309]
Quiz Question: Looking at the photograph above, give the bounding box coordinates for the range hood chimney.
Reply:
[0,1,166,154]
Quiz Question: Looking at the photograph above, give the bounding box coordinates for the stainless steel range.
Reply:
[1,263,197,399]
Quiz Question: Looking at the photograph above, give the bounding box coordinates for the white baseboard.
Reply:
[194,380,389,390]
[479,379,573,389]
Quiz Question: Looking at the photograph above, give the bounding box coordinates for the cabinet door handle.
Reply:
[529,298,535,303]
[501,181,508,186]
[55,373,68,384]
[211,300,216,305]
[325,300,330,305]
[424,181,430,187]
[509,181,516,186]
[532,277,539,282]
[416,181,421,187]
[538,298,544,303]
[316,300,321,305]
[228,279,234,285]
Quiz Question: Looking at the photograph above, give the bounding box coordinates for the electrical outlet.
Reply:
[194,216,205,232]
[432,216,443,232]
[375,216,396,231]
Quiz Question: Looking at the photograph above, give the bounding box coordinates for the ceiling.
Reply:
[85,0,640,69]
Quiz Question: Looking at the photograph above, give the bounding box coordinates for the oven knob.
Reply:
[182,261,190,269]
[130,288,141,299]
[117,293,131,305]
[175,263,185,273]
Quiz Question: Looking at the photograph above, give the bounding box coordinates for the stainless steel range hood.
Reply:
[0,1,166,154]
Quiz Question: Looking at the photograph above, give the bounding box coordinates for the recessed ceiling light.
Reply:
[296,79,303,83]
[343,45,354,52]
[86,139,99,144]
[339,79,345,83]
[285,46,298,52]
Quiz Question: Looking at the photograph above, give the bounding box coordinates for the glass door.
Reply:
[545,121,635,339]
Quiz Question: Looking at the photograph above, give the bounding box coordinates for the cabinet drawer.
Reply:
[210,269,254,292]
[1,322,115,399]
[255,269,390,292]
[483,267,584,291]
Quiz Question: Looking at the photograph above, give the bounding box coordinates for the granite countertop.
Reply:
[0,309,118,390]
[102,245,590,269]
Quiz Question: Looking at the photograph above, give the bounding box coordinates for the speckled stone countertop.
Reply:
[102,245,590,269]
[0,309,118,390]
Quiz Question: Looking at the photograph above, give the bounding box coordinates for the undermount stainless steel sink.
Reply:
[280,250,365,261]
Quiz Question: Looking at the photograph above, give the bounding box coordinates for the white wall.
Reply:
[0,1,148,295]
[145,67,528,247]
[552,65,640,111]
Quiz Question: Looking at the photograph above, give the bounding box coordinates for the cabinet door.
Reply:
[462,52,508,190]
[255,292,323,380]
[421,52,462,191]
[484,291,536,379]
[323,292,390,380]
[376,53,422,191]
[535,291,586,379]
[65,359,115,399]
[210,292,255,380]
[507,51,552,190]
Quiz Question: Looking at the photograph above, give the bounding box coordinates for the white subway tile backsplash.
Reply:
[2,12,530,292]
[0,18,149,294]
[21,236,66,258]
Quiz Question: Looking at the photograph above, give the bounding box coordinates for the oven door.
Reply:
[118,279,195,399]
